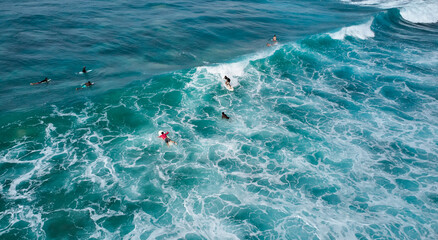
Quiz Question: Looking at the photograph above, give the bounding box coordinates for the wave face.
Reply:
[1,0,438,239]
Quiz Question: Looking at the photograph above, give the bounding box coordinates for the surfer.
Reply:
[223,75,234,91]
[222,112,230,119]
[267,35,278,47]
[31,77,50,85]
[224,76,232,88]
[82,66,87,73]
[158,131,177,147]
[76,81,93,90]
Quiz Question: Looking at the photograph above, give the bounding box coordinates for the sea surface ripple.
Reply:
[1,0,438,239]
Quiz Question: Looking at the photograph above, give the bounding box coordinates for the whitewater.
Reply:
[1,0,437,239]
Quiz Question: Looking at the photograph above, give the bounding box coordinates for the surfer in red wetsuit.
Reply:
[158,131,177,147]
[266,34,278,47]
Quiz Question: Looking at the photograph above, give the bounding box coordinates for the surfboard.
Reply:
[76,82,94,90]
[225,83,234,91]
[30,79,51,85]
[158,130,175,146]
[78,70,92,74]
[82,82,94,87]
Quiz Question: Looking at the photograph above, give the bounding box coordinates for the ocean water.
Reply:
[1,0,438,239]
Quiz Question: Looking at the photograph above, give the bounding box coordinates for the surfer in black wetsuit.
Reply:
[31,77,49,85]
[224,76,231,88]
[82,66,87,73]
[222,112,230,119]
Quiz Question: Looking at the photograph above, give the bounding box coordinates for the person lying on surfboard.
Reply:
[224,76,232,88]
[30,77,50,85]
[158,131,177,147]
[76,81,93,90]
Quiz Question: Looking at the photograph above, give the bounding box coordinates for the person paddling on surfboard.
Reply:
[158,131,177,147]
[76,81,93,90]
[31,77,50,85]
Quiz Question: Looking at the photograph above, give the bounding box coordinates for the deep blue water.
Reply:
[1,0,438,239]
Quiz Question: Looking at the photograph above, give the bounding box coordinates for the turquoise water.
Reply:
[1,0,438,239]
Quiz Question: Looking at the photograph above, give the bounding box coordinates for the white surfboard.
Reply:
[78,70,93,74]
[158,130,175,146]
[225,83,234,91]
[30,79,51,85]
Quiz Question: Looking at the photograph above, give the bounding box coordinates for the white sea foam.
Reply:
[329,20,375,40]
[7,127,54,199]
[0,206,46,238]
[51,102,96,124]
[83,131,119,189]
[341,0,411,9]
[342,0,438,23]
[400,2,438,23]
[2,24,438,239]
[181,193,241,239]
[194,47,277,87]
[122,211,155,240]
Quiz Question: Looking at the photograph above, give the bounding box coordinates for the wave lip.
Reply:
[192,47,278,87]
[329,20,375,40]
[342,0,438,23]
[400,2,438,23]
[340,0,411,9]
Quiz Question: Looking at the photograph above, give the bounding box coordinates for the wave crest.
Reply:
[342,0,438,24]
[400,3,438,23]
[341,0,411,9]
[329,20,375,40]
